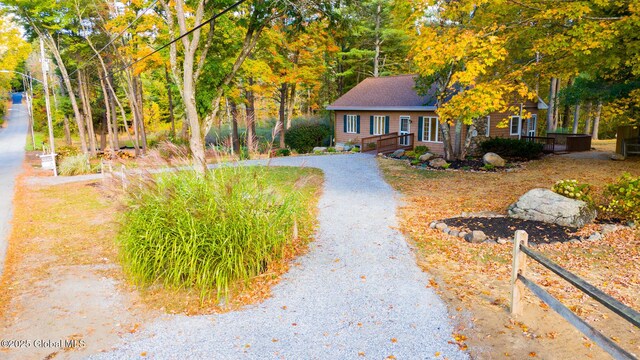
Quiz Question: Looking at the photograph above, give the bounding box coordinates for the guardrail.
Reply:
[510,230,639,360]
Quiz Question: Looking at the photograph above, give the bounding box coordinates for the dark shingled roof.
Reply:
[327,74,437,110]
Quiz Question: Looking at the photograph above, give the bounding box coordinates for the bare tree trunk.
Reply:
[562,78,574,129]
[278,83,288,149]
[553,78,561,129]
[98,70,115,151]
[373,2,382,77]
[78,70,97,156]
[461,123,476,159]
[286,82,296,128]
[245,77,256,151]
[63,116,72,145]
[439,122,454,161]
[229,98,240,153]
[592,101,602,140]
[122,72,141,155]
[36,32,88,154]
[100,113,107,150]
[572,103,580,134]
[165,66,176,137]
[453,120,462,159]
[109,86,120,149]
[134,74,147,153]
[546,77,557,133]
[584,102,593,135]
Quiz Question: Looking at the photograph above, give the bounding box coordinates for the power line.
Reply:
[69,0,161,78]
[105,0,247,81]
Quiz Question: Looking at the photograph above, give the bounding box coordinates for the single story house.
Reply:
[326,74,547,155]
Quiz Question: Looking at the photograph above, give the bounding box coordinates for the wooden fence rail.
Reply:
[510,230,639,360]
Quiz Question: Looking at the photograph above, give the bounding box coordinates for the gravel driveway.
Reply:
[94,154,468,359]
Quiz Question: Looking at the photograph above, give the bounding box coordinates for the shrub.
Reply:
[58,154,92,176]
[117,167,307,299]
[405,150,416,159]
[600,173,640,222]
[275,148,291,157]
[414,145,429,156]
[411,159,420,166]
[552,179,593,204]
[479,137,543,160]
[284,121,331,153]
[327,147,337,153]
[483,164,495,171]
[56,145,80,161]
[442,163,451,169]
[351,147,360,153]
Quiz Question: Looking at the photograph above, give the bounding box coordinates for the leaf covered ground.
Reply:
[379,147,640,359]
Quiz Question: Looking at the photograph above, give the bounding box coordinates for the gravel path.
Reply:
[91,154,467,359]
[0,100,28,277]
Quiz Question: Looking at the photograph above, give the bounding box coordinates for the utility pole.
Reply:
[40,37,57,176]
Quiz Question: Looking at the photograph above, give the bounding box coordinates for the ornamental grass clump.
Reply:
[118,166,301,299]
[552,179,593,204]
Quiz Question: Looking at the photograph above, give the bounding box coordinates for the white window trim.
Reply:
[399,116,411,133]
[527,114,537,136]
[485,115,491,136]
[509,116,521,136]
[346,114,357,134]
[373,115,386,135]
[422,116,442,143]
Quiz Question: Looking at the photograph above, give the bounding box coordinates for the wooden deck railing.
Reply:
[511,230,639,360]
[360,132,415,154]
[521,136,556,153]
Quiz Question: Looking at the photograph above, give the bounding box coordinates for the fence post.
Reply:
[510,230,529,316]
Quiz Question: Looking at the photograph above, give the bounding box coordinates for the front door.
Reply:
[399,116,410,146]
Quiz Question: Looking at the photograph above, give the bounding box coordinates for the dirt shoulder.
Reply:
[380,154,640,359]
[0,174,151,359]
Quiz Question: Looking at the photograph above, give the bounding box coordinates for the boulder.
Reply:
[313,147,327,153]
[335,145,345,151]
[391,149,405,158]
[435,222,448,231]
[587,232,603,241]
[419,152,435,162]
[449,230,460,237]
[429,158,448,168]
[464,230,487,243]
[601,224,623,235]
[458,231,468,239]
[507,188,596,228]
[483,152,506,167]
[429,221,438,229]
[610,153,626,161]
[497,238,509,245]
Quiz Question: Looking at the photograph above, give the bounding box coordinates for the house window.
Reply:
[346,114,358,134]
[510,116,521,136]
[527,114,537,136]
[485,115,491,136]
[373,115,386,135]
[422,117,441,142]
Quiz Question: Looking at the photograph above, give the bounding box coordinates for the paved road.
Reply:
[0,99,29,277]
[92,154,468,359]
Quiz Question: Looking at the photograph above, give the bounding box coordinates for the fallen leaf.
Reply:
[529,352,536,357]
[391,338,398,343]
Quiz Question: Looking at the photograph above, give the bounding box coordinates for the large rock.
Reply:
[610,153,626,161]
[464,230,487,243]
[391,149,405,158]
[507,188,596,228]
[419,152,435,162]
[429,158,448,168]
[483,152,506,167]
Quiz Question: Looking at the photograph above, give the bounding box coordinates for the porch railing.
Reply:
[522,136,556,153]
[361,132,415,154]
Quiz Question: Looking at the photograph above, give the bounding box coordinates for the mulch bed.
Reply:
[443,216,577,244]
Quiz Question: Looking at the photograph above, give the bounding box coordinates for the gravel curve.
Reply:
[92,154,468,359]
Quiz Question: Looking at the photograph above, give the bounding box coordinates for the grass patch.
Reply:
[118,166,322,303]
[25,131,45,151]
[58,154,93,176]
